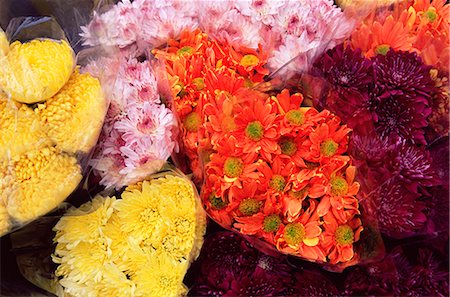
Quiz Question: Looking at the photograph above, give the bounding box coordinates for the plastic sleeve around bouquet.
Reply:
[37,167,205,297]
[0,17,109,236]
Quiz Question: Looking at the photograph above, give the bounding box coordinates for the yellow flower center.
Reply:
[263,214,282,232]
[177,46,194,56]
[269,175,286,192]
[375,44,390,55]
[284,223,306,245]
[192,77,205,90]
[285,109,305,126]
[139,208,159,226]
[245,121,264,141]
[335,225,354,245]
[279,137,297,156]
[209,193,228,210]
[320,139,338,157]
[425,8,438,22]
[239,198,262,216]
[240,54,259,67]
[183,112,201,132]
[223,157,244,178]
[331,176,349,196]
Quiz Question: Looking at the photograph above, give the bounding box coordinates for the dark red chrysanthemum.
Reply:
[314,44,373,93]
[343,257,399,296]
[368,178,427,238]
[284,270,339,297]
[373,50,436,100]
[423,186,449,237]
[393,246,449,297]
[387,141,439,193]
[227,269,286,297]
[374,94,431,145]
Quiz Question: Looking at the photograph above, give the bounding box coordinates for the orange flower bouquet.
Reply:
[200,87,373,270]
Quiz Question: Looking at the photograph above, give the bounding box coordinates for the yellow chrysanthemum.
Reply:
[0,28,8,57]
[4,147,82,223]
[0,39,74,103]
[55,238,111,283]
[35,69,106,154]
[133,253,188,297]
[0,97,51,161]
[117,181,165,243]
[96,263,136,297]
[53,195,117,244]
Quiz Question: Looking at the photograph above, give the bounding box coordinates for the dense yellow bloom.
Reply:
[0,39,74,103]
[133,253,188,297]
[53,195,117,244]
[117,181,165,243]
[3,147,82,223]
[0,28,8,57]
[35,69,106,154]
[53,174,206,297]
[0,97,51,160]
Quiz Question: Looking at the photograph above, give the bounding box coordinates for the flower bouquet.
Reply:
[51,169,206,296]
[0,17,108,235]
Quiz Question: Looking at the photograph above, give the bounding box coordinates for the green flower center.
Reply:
[305,161,319,169]
[177,46,194,56]
[425,9,437,22]
[183,112,201,132]
[192,77,205,90]
[320,139,338,157]
[269,175,286,192]
[239,198,262,216]
[289,187,308,200]
[279,137,297,156]
[286,109,305,126]
[240,54,259,67]
[331,176,349,196]
[375,44,390,55]
[284,223,306,245]
[209,193,228,210]
[223,157,244,178]
[335,225,354,245]
[263,214,282,232]
[245,121,264,141]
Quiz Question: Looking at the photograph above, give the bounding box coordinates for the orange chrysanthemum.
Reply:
[351,14,416,57]
[275,201,326,262]
[233,98,281,162]
[299,114,351,163]
[321,212,363,264]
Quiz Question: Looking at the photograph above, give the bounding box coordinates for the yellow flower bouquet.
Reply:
[0,20,108,236]
[52,169,206,297]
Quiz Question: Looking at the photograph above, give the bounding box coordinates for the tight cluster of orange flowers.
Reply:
[350,0,449,69]
[153,29,268,182]
[155,30,364,265]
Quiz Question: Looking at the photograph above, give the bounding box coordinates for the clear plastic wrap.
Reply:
[0,17,109,236]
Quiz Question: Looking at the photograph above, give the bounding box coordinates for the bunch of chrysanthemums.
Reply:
[52,173,206,296]
[81,0,358,188]
[86,53,178,189]
[311,0,449,240]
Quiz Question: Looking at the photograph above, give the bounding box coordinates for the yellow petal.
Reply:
[0,28,8,57]
[303,237,320,247]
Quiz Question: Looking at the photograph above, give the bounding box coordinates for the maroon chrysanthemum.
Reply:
[373,50,436,100]
[387,141,439,193]
[343,257,399,296]
[368,178,427,238]
[314,43,373,93]
[393,246,449,297]
[284,270,339,297]
[227,269,286,297]
[374,94,431,145]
